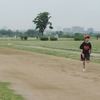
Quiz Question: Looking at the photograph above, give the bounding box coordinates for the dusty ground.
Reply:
[0,47,100,100]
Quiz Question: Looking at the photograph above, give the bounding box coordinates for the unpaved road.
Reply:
[0,47,100,100]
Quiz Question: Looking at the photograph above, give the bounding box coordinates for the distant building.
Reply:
[44,30,52,35]
[72,26,84,33]
[66,28,72,33]
[63,28,67,33]
[59,26,97,34]
[87,28,94,33]
[57,26,62,31]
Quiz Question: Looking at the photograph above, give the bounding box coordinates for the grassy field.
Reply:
[0,37,99,53]
[0,82,24,100]
[0,38,100,63]
[0,38,100,99]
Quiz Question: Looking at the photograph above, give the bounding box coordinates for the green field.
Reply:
[0,38,100,99]
[0,38,100,63]
[0,82,24,100]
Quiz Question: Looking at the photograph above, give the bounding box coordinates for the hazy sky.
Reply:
[0,0,100,31]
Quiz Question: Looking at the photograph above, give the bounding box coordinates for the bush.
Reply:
[40,36,49,41]
[50,37,57,41]
[24,36,28,40]
[74,33,84,41]
[20,36,28,40]
[20,36,24,40]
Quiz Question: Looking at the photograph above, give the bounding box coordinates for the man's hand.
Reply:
[89,50,92,54]
[81,49,84,58]
[82,53,84,58]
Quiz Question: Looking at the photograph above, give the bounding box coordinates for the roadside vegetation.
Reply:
[0,82,24,100]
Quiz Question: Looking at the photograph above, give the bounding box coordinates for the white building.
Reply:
[66,28,72,33]
[87,28,94,33]
[72,26,84,33]
[63,28,67,33]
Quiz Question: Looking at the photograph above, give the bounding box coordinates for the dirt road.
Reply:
[0,47,100,100]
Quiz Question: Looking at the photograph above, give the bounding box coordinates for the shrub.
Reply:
[74,33,84,41]
[20,36,28,40]
[20,36,24,40]
[24,36,28,40]
[50,37,57,41]
[40,36,49,41]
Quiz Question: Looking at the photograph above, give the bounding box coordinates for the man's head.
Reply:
[84,35,90,42]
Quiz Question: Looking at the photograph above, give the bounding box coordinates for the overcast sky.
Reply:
[0,0,100,31]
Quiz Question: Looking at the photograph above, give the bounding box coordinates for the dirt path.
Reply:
[0,47,100,100]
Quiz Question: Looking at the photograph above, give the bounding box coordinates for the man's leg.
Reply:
[81,54,86,71]
[83,61,85,69]
[86,54,90,63]
[83,61,86,72]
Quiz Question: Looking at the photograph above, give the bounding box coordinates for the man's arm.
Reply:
[81,49,84,58]
[80,42,84,57]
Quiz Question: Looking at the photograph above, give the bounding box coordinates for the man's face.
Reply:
[85,38,90,42]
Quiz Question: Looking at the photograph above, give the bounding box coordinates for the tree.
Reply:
[0,29,14,37]
[20,36,28,40]
[25,29,38,37]
[0,29,23,37]
[74,33,84,41]
[33,12,53,37]
[14,30,23,37]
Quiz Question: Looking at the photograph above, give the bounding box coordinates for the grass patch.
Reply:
[2,44,100,63]
[0,82,24,100]
[0,38,100,63]
[0,38,99,53]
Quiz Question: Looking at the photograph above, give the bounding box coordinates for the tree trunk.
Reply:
[42,32,44,37]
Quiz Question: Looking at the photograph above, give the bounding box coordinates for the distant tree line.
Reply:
[0,29,22,37]
[0,29,39,37]
[0,29,100,41]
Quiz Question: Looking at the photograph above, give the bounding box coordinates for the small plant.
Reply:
[50,36,57,41]
[40,36,49,41]
[24,36,28,40]
[20,36,28,40]
[20,36,24,40]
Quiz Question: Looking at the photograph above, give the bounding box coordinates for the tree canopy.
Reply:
[33,12,53,37]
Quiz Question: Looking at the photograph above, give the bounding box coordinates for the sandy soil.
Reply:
[0,47,100,100]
